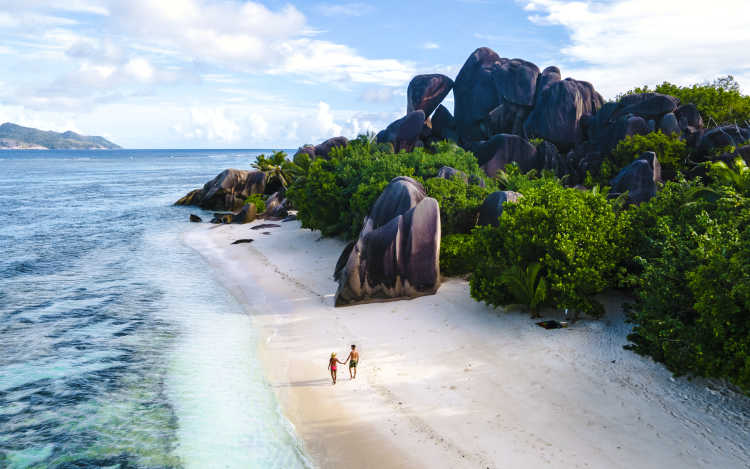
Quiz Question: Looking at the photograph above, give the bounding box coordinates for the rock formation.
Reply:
[334,177,441,306]
[175,169,266,211]
[609,152,661,204]
[478,191,523,227]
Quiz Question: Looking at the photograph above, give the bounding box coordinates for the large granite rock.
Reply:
[436,165,468,183]
[524,78,603,150]
[454,47,504,143]
[394,110,426,152]
[477,191,522,227]
[477,134,539,177]
[175,169,266,211]
[431,104,457,141]
[334,177,441,306]
[697,125,750,157]
[264,191,289,218]
[407,74,454,118]
[294,136,349,159]
[609,152,661,204]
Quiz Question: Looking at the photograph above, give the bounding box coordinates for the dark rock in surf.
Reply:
[189,214,202,223]
[175,169,266,211]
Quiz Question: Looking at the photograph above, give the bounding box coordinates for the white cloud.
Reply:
[124,57,155,82]
[107,0,413,86]
[522,0,750,98]
[314,101,342,138]
[315,3,375,17]
[422,42,440,50]
[174,107,241,142]
[360,86,400,103]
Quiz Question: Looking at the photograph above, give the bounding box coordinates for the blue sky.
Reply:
[0,0,748,148]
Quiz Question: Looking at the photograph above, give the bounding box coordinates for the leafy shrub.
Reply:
[623,76,750,126]
[626,180,750,391]
[610,131,688,174]
[287,140,487,240]
[243,194,266,213]
[470,178,629,317]
[424,177,492,236]
[440,233,476,277]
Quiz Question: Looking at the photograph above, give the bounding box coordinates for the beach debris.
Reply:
[536,320,568,329]
[334,176,441,306]
[189,214,202,223]
[251,223,281,230]
[231,239,254,245]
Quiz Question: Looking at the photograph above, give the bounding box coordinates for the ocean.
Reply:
[0,150,311,468]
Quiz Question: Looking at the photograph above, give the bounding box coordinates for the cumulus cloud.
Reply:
[522,0,750,97]
[173,107,241,142]
[107,0,413,86]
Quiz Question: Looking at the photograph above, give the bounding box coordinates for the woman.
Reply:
[328,352,346,385]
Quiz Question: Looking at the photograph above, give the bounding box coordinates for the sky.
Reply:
[0,0,749,149]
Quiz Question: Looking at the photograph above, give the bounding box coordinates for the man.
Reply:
[345,344,359,379]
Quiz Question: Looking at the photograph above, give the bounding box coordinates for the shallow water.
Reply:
[0,150,310,468]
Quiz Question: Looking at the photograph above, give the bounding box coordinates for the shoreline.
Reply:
[184,220,750,469]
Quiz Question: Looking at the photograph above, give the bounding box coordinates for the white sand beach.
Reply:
[184,220,750,469]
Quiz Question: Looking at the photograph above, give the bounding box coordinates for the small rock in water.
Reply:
[282,214,298,222]
[251,223,281,230]
[262,231,271,235]
[189,214,202,222]
[231,239,253,245]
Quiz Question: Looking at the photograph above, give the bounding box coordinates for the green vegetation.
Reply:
[286,140,488,240]
[625,175,750,391]
[0,122,120,149]
[424,177,492,236]
[470,177,628,318]
[624,76,750,126]
[610,131,688,174]
[243,194,266,213]
[498,263,547,317]
[439,233,476,277]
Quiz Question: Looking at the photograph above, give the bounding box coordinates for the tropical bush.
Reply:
[625,177,750,391]
[623,76,750,126]
[286,140,487,240]
[424,177,492,236]
[439,233,476,277]
[470,178,629,317]
[243,194,266,213]
[609,131,689,175]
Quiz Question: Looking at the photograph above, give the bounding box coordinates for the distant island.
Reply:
[0,122,120,149]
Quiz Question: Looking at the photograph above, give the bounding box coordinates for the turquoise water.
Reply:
[0,150,311,468]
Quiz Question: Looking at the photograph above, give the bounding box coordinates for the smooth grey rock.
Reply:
[675,104,703,130]
[658,112,681,136]
[478,191,523,227]
[524,79,591,150]
[493,58,539,107]
[454,47,503,143]
[431,104,456,140]
[407,74,454,117]
[609,153,661,204]
[175,169,266,211]
[477,134,539,176]
[436,165,468,183]
[334,176,441,306]
[314,136,349,158]
[395,111,426,152]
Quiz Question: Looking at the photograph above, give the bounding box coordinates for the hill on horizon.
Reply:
[0,122,121,150]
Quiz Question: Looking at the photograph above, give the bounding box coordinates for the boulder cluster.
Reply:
[175,168,289,222]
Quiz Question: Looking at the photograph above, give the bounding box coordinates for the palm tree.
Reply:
[708,156,750,190]
[499,263,548,317]
[252,150,294,190]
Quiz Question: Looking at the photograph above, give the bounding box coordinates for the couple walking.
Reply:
[328,344,359,384]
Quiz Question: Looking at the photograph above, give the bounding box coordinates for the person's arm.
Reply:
[328,360,331,370]
[344,353,351,363]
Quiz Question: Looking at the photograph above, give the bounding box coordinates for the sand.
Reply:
[184,219,750,469]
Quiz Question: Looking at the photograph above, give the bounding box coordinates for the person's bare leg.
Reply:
[353,366,357,379]
[330,369,335,385]
[349,366,353,379]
